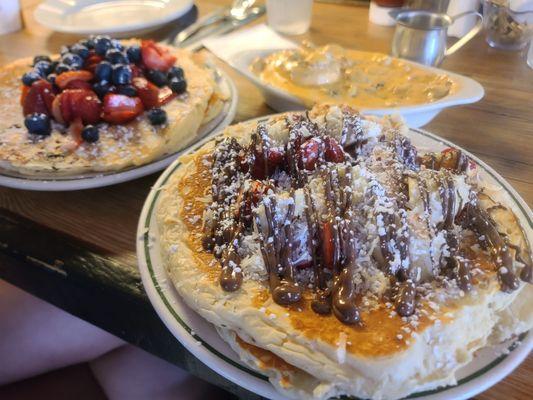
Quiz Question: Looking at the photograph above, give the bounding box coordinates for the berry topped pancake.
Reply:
[0,36,229,176]
[156,104,532,400]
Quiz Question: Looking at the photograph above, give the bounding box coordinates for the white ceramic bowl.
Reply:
[230,49,485,128]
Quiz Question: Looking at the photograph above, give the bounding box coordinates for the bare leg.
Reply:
[0,279,123,385]
[90,345,232,400]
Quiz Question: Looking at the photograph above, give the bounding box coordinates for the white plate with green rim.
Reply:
[137,118,532,400]
[0,68,237,191]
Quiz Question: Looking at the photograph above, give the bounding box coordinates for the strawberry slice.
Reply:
[132,77,175,109]
[236,180,270,225]
[69,117,84,146]
[22,79,55,116]
[250,145,286,179]
[132,77,159,108]
[130,64,143,78]
[324,137,345,163]
[321,221,336,270]
[55,70,93,90]
[267,147,285,169]
[51,95,64,123]
[64,80,93,90]
[141,40,176,71]
[84,52,104,73]
[20,85,29,106]
[158,86,176,106]
[102,94,144,124]
[56,89,102,124]
[298,137,322,170]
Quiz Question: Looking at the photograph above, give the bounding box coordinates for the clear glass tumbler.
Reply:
[266,0,313,35]
[483,0,533,51]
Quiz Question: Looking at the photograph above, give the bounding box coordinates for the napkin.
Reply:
[202,24,297,63]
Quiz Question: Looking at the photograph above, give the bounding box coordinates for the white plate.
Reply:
[34,0,194,37]
[137,118,532,400]
[229,49,485,128]
[0,69,237,191]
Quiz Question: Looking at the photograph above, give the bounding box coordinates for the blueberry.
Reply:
[110,39,124,51]
[147,108,167,125]
[169,77,187,94]
[111,64,132,85]
[49,60,59,72]
[55,63,71,75]
[93,81,111,98]
[168,66,184,80]
[22,71,41,86]
[146,69,167,87]
[60,45,71,56]
[116,85,137,97]
[94,36,112,56]
[61,53,84,69]
[81,125,99,143]
[33,55,51,65]
[24,113,51,136]
[95,61,112,82]
[80,38,95,49]
[105,49,128,65]
[126,45,141,63]
[34,60,53,76]
[70,43,90,59]
[47,74,57,84]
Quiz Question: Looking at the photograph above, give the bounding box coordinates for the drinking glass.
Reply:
[266,0,313,35]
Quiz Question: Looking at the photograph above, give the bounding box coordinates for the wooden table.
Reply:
[0,1,531,399]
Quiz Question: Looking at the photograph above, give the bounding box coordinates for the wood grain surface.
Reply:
[0,1,531,399]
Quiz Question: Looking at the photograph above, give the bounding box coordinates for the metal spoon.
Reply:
[172,0,256,46]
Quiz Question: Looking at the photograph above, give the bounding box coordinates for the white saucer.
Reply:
[34,0,194,37]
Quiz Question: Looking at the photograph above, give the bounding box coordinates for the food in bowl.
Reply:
[157,104,532,400]
[251,43,455,109]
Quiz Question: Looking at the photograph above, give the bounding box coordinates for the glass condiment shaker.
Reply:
[483,0,533,50]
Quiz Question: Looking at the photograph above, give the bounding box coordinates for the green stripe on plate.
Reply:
[143,126,531,399]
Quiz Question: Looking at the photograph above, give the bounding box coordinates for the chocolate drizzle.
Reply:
[464,203,520,292]
[220,245,243,292]
[395,280,416,317]
[322,167,361,324]
[339,109,365,158]
[255,196,302,305]
[419,148,468,173]
[198,108,532,326]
